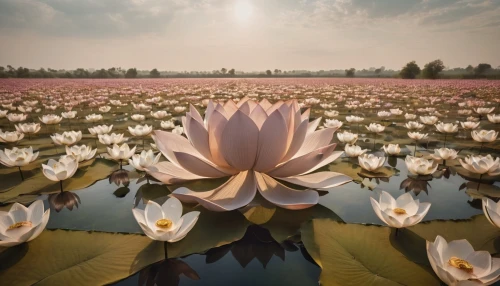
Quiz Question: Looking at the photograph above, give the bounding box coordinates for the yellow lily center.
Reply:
[8,221,32,230]
[393,208,407,215]
[155,219,173,230]
[448,257,473,273]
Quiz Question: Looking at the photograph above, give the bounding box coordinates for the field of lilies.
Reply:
[0,78,499,285]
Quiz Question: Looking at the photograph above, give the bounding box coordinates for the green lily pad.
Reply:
[261,204,343,242]
[328,160,398,182]
[408,215,500,254]
[301,219,440,286]
[0,229,163,285]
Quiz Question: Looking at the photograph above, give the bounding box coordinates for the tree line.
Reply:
[0,61,498,79]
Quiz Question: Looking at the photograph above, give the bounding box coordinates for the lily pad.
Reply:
[328,160,398,183]
[261,204,343,242]
[0,229,163,285]
[301,219,440,286]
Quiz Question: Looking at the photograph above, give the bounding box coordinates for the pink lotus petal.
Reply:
[255,172,318,210]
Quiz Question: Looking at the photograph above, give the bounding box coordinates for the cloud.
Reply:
[277,0,500,30]
[0,0,224,37]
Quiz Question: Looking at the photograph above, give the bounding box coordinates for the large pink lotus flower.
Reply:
[147,98,351,211]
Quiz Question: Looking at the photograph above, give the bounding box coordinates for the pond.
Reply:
[0,78,499,285]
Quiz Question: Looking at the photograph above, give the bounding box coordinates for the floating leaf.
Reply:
[0,229,163,285]
[408,215,500,254]
[262,204,342,242]
[301,219,440,286]
[328,160,398,182]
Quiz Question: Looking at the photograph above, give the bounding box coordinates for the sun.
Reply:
[233,0,254,22]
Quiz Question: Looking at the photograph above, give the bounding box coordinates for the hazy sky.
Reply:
[0,0,499,71]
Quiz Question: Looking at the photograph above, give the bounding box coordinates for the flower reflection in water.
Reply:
[400,176,431,196]
[109,169,130,187]
[205,225,315,269]
[48,191,81,212]
[138,258,200,286]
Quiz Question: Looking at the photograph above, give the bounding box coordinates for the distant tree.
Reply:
[266,70,272,76]
[125,68,138,78]
[73,68,90,78]
[374,68,382,75]
[221,68,227,74]
[150,68,161,78]
[465,65,474,73]
[474,63,492,77]
[16,67,30,78]
[422,59,445,79]
[345,68,355,77]
[400,61,421,79]
[228,68,235,76]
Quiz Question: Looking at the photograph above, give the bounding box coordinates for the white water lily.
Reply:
[435,122,458,133]
[323,119,343,129]
[128,124,153,137]
[358,154,386,172]
[0,147,39,167]
[324,110,339,117]
[344,144,368,158]
[89,125,113,136]
[431,148,458,161]
[17,106,32,113]
[98,133,128,145]
[467,116,480,122]
[39,114,62,125]
[7,113,27,122]
[15,123,41,134]
[61,111,77,119]
[132,103,152,111]
[487,114,500,123]
[42,155,79,181]
[131,114,146,121]
[427,235,500,285]
[132,197,199,242]
[420,116,438,125]
[51,131,82,146]
[172,125,184,135]
[405,156,438,175]
[405,113,417,120]
[459,155,500,176]
[161,120,176,129]
[0,200,50,247]
[460,121,480,130]
[346,115,364,123]
[370,191,430,228]
[0,131,24,143]
[151,110,170,119]
[174,106,186,113]
[474,107,495,115]
[405,121,424,130]
[377,111,392,118]
[0,110,8,118]
[471,130,498,143]
[129,150,161,171]
[383,144,401,155]
[482,198,500,229]
[408,132,428,141]
[390,108,403,115]
[65,145,97,162]
[86,114,103,122]
[107,143,136,161]
[99,106,111,113]
[365,123,385,133]
[337,131,358,144]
